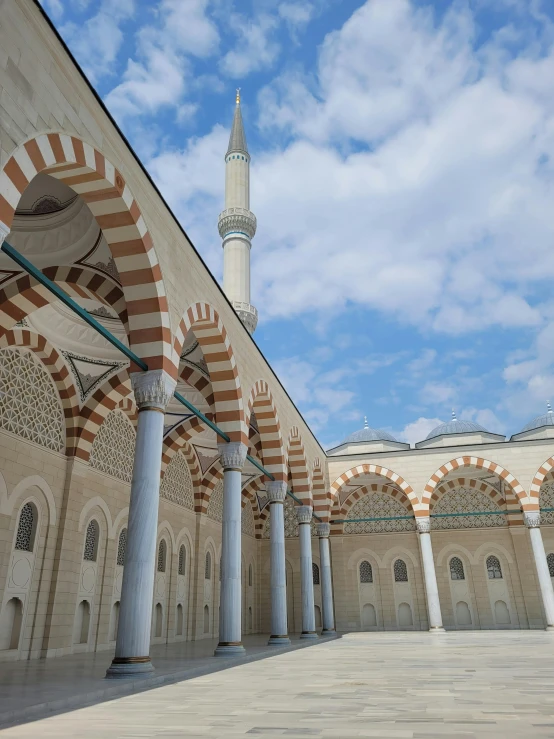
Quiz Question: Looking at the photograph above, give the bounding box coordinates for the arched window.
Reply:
[312,563,320,585]
[486,555,503,579]
[205,551,211,580]
[359,560,373,583]
[449,557,465,581]
[157,540,166,573]
[248,563,253,587]
[178,545,186,576]
[15,502,36,552]
[547,553,554,578]
[83,520,99,562]
[393,559,408,583]
[116,528,127,567]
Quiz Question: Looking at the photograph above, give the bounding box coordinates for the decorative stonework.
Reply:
[207,479,224,522]
[0,347,64,452]
[232,301,258,335]
[241,503,255,537]
[359,560,373,583]
[449,557,465,580]
[524,511,541,528]
[433,488,507,530]
[218,442,247,470]
[266,481,287,504]
[296,505,313,525]
[316,522,331,538]
[540,482,554,525]
[394,559,408,582]
[344,493,416,535]
[117,529,127,567]
[84,520,98,562]
[131,370,176,410]
[416,517,431,534]
[218,208,257,240]
[15,503,34,552]
[89,410,136,483]
[61,350,127,403]
[160,453,195,509]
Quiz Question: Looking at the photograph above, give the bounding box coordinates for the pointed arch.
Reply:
[241,477,264,538]
[287,427,311,504]
[174,303,246,444]
[246,380,286,482]
[430,477,506,512]
[201,462,223,515]
[311,459,328,520]
[180,363,214,412]
[160,439,201,491]
[333,483,415,535]
[161,416,206,486]
[530,456,554,502]
[422,457,529,513]
[331,464,421,515]
[0,133,172,372]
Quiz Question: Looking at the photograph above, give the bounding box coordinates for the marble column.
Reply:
[214,442,247,656]
[267,481,290,645]
[416,516,444,631]
[316,523,336,634]
[524,511,554,630]
[106,370,176,678]
[297,506,318,639]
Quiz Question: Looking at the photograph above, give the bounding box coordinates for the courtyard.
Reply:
[2,630,554,737]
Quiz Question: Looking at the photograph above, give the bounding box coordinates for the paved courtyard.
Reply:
[3,631,554,738]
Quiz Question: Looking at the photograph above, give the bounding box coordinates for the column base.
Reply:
[321,629,337,636]
[429,626,445,632]
[545,625,554,631]
[214,642,246,657]
[268,635,291,646]
[105,656,154,679]
[299,631,319,639]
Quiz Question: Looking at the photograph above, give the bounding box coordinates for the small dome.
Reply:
[342,417,398,444]
[426,412,488,440]
[520,403,554,433]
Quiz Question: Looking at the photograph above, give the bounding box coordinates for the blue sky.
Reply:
[41,0,554,448]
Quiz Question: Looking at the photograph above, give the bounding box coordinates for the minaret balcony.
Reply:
[232,301,258,334]
[218,208,257,240]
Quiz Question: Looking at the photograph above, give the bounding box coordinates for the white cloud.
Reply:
[397,416,443,445]
[220,13,280,78]
[61,0,135,81]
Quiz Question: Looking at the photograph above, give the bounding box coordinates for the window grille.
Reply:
[359,560,373,583]
[548,553,554,578]
[178,545,186,576]
[486,555,503,579]
[160,452,194,509]
[117,528,127,566]
[393,559,408,582]
[89,410,135,483]
[84,520,98,561]
[207,479,224,522]
[157,540,166,572]
[433,487,506,530]
[344,493,416,534]
[205,551,211,580]
[0,348,64,451]
[449,557,465,580]
[15,502,35,552]
[242,503,255,537]
[312,563,320,585]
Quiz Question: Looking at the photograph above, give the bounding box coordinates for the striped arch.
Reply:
[0,133,172,372]
[246,380,286,482]
[200,461,223,514]
[116,396,138,428]
[71,370,132,460]
[162,416,206,479]
[430,477,505,512]
[174,303,246,444]
[180,363,214,411]
[422,457,530,512]
[331,464,422,515]
[287,427,311,503]
[0,329,79,446]
[332,483,414,534]
[242,477,266,537]
[311,459,328,520]
[160,438,201,492]
[0,266,128,333]
[530,456,554,502]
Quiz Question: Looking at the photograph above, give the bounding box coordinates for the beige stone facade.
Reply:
[1,0,554,667]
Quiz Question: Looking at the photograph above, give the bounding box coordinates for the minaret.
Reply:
[218,89,258,334]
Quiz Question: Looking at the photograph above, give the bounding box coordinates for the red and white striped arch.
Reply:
[422,457,530,512]
[311,459,328,520]
[331,483,414,534]
[530,456,554,503]
[174,303,247,444]
[331,464,422,516]
[246,380,286,482]
[287,427,311,504]
[0,133,172,373]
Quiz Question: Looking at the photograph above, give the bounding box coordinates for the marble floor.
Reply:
[2,630,554,738]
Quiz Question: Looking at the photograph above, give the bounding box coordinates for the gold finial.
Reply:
[236,87,241,104]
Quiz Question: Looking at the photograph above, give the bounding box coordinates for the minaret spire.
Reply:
[219,91,258,334]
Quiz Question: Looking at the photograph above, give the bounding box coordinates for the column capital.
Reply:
[296,505,313,524]
[524,510,541,528]
[266,480,287,503]
[217,441,247,470]
[416,516,431,534]
[0,221,9,245]
[316,522,330,538]
[131,370,176,411]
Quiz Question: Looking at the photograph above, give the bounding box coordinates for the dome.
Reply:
[341,418,398,444]
[520,403,554,433]
[425,412,488,440]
